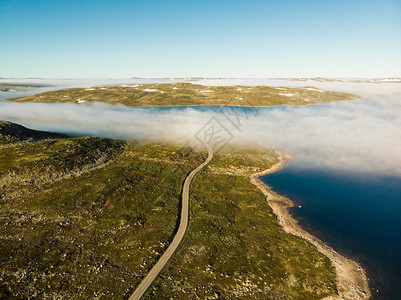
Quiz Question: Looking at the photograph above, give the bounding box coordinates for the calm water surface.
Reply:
[261,162,401,299]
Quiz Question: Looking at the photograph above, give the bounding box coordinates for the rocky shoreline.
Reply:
[250,150,371,300]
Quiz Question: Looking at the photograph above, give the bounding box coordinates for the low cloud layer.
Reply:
[240,97,401,176]
[1,91,400,177]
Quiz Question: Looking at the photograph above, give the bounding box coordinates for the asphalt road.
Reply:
[129,145,213,300]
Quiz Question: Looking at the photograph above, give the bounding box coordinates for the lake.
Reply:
[261,163,401,299]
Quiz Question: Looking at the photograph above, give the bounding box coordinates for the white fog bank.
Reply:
[0,80,400,177]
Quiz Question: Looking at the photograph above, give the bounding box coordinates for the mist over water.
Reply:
[244,97,401,177]
[1,79,401,178]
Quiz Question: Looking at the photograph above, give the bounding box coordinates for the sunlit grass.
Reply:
[11,83,356,107]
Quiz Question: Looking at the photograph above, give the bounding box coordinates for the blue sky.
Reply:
[1,0,400,78]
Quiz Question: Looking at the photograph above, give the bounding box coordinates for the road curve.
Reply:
[129,145,213,300]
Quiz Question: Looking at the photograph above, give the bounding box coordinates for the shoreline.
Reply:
[5,98,358,108]
[250,150,371,300]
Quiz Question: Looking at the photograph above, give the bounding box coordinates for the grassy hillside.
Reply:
[0,129,205,299]
[147,145,337,299]
[0,121,66,147]
[10,82,356,107]
[0,123,338,299]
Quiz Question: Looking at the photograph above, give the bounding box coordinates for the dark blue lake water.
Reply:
[261,162,401,299]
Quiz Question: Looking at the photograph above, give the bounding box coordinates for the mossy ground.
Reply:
[146,146,337,299]
[0,121,65,147]
[0,124,338,299]
[0,135,204,299]
[10,82,356,107]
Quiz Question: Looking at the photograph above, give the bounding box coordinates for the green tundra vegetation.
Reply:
[146,145,337,299]
[10,82,356,107]
[0,122,337,299]
[0,121,66,147]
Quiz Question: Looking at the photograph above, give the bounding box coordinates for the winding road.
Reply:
[129,145,213,300]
